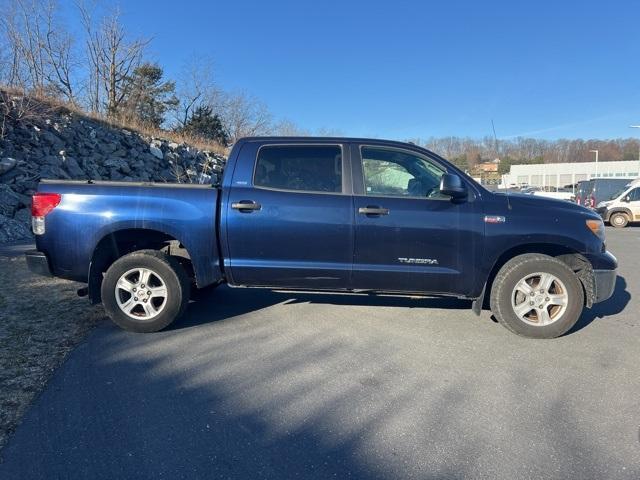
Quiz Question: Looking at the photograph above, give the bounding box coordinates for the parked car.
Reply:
[595,178,640,227]
[26,137,617,339]
[583,178,629,209]
[533,187,574,202]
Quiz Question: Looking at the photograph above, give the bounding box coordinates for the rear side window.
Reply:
[254,145,342,193]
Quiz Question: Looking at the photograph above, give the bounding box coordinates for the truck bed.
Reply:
[39,179,215,189]
[36,179,223,288]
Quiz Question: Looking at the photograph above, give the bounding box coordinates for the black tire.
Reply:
[490,253,584,339]
[609,212,629,228]
[101,250,191,333]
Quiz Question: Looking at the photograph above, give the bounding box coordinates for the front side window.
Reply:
[361,146,446,198]
[254,145,342,193]
[627,188,640,201]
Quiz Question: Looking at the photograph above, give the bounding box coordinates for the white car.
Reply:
[596,178,640,227]
[533,190,574,202]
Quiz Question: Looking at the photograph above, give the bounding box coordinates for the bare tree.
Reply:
[40,0,76,102]
[172,57,221,129]
[1,0,38,90]
[218,91,272,144]
[410,135,640,170]
[78,2,148,117]
[315,126,343,137]
[77,0,101,112]
[270,120,342,137]
[0,8,10,85]
[272,118,309,136]
[0,0,77,101]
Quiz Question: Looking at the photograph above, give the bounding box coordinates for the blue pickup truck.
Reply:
[26,137,617,338]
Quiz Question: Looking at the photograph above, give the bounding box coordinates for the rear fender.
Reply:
[87,222,221,303]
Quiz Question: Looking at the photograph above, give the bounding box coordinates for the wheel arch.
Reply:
[606,208,632,223]
[88,228,193,304]
[479,243,594,310]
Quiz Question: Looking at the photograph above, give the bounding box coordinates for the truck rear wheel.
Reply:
[101,250,190,333]
[609,212,629,228]
[490,254,584,339]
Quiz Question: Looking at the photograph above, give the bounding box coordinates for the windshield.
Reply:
[609,185,631,200]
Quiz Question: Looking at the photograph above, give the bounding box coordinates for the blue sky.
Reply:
[64,0,639,140]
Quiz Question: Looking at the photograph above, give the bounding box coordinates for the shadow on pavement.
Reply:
[0,299,483,479]
[568,275,631,334]
[173,286,471,331]
[179,273,631,335]
[0,288,629,479]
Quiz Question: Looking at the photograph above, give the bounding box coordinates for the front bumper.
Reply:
[25,250,52,277]
[582,251,617,305]
[593,268,616,303]
[595,206,609,221]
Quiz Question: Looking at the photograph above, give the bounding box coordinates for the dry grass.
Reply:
[0,256,104,452]
[0,85,228,156]
[1,88,58,139]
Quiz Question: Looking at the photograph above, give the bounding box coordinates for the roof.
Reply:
[237,136,420,149]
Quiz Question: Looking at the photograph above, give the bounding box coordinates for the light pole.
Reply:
[589,149,598,178]
[630,126,640,175]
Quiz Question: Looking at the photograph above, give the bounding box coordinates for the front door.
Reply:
[225,143,353,289]
[351,144,483,295]
[625,187,640,221]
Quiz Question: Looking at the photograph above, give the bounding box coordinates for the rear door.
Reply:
[224,142,354,289]
[350,144,483,295]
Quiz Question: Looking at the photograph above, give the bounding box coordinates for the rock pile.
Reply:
[0,92,226,242]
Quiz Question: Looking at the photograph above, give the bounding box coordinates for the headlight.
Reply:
[586,219,605,241]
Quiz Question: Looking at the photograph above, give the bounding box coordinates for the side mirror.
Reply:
[440,173,467,200]
[623,195,630,203]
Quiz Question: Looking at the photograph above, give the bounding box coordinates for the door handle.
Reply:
[358,206,390,216]
[231,200,262,212]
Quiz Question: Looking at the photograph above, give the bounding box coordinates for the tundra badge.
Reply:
[398,257,439,265]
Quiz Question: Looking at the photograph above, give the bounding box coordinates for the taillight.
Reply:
[31,192,61,235]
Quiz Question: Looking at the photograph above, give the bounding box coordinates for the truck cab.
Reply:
[223,139,482,296]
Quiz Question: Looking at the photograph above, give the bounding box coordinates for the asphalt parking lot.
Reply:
[0,227,638,479]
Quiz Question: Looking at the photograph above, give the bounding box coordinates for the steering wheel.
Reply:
[426,187,440,198]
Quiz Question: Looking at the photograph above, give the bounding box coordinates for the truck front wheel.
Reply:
[101,250,191,333]
[490,254,584,339]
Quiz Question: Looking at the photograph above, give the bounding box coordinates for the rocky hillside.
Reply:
[0,91,226,243]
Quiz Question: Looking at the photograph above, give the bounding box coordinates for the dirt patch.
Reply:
[0,256,103,451]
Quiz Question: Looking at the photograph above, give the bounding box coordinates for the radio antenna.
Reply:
[491,119,499,157]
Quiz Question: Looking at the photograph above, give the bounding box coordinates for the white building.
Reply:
[501,160,640,188]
